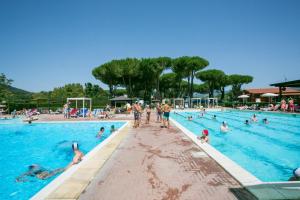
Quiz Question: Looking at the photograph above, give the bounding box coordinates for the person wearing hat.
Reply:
[220,121,229,132]
[67,142,84,169]
[197,129,209,143]
[289,167,300,181]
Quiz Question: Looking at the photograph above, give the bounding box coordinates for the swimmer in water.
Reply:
[251,114,258,122]
[16,164,64,182]
[245,119,250,125]
[212,115,217,120]
[197,129,209,143]
[289,167,300,181]
[262,118,269,124]
[96,127,105,138]
[188,116,193,121]
[110,125,116,133]
[66,142,84,169]
[220,121,229,132]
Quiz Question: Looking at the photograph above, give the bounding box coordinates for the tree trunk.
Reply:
[190,71,194,99]
[221,86,225,100]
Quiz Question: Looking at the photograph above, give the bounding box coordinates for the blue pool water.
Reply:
[0,119,125,200]
[171,110,300,182]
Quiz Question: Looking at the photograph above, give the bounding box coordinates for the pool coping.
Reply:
[170,117,262,186]
[31,120,130,200]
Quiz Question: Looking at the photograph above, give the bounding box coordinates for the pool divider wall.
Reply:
[169,117,261,186]
[31,120,130,200]
[170,115,300,200]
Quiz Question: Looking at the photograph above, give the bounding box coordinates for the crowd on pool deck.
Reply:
[237,97,299,112]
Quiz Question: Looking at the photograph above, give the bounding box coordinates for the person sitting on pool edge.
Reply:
[197,129,209,143]
[96,127,105,138]
[251,114,258,122]
[220,121,229,132]
[289,167,300,181]
[66,142,84,169]
[16,164,64,182]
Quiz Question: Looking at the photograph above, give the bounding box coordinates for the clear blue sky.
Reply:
[1,0,300,92]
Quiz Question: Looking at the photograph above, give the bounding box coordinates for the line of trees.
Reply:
[92,56,253,101]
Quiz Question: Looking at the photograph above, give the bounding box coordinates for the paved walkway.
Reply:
[79,114,256,200]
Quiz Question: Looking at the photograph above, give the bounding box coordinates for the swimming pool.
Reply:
[0,120,125,200]
[171,110,300,182]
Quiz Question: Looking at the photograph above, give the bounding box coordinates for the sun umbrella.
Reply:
[238,94,249,104]
[261,93,278,103]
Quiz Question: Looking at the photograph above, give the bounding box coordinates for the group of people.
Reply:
[131,101,171,128]
[16,124,118,182]
[280,98,295,112]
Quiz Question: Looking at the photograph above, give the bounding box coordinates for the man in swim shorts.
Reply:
[16,164,64,182]
[133,101,140,128]
[162,101,171,128]
[96,127,105,138]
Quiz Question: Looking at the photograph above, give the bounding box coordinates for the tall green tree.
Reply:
[92,61,121,97]
[218,74,231,100]
[137,58,157,101]
[172,57,190,97]
[228,74,253,99]
[159,73,177,98]
[152,57,172,99]
[196,69,225,97]
[186,56,209,99]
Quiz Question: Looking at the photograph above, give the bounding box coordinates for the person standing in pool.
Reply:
[162,101,171,128]
[220,121,229,132]
[289,167,300,181]
[110,125,116,133]
[96,127,105,138]
[66,142,84,169]
[16,164,64,182]
[245,119,250,125]
[197,129,209,143]
[251,114,258,122]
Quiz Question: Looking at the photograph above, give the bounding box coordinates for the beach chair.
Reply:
[78,108,88,117]
[70,108,78,118]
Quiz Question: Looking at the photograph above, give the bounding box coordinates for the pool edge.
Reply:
[30,120,130,200]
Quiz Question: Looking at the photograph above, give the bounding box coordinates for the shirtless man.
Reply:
[162,101,171,128]
[66,142,84,169]
[16,164,64,182]
[220,121,229,132]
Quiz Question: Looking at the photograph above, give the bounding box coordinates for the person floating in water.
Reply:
[96,127,105,138]
[245,119,250,125]
[197,129,209,143]
[251,114,258,122]
[16,164,64,182]
[262,118,269,124]
[110,125,116,133]
[66,142,84,169]
[220,121,229,132]
[289,167,300,181]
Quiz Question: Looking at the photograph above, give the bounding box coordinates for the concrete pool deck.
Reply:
[74,113,256,200]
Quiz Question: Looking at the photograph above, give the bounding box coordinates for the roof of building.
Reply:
[270,79,300,87]
[245,87,300,94]
[110,96,133,101]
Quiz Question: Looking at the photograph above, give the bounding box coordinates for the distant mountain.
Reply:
[6,85,32,100]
